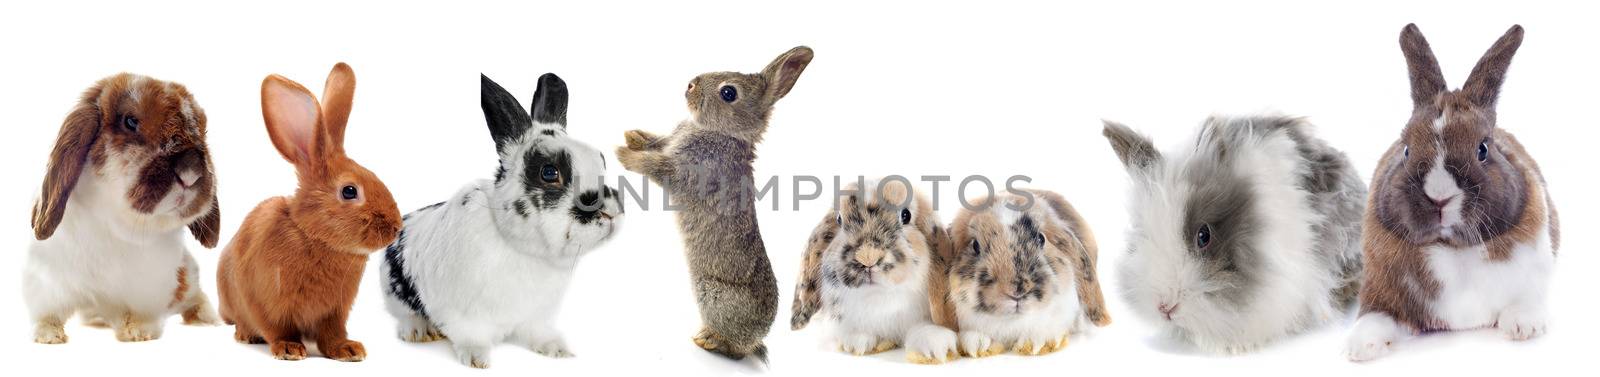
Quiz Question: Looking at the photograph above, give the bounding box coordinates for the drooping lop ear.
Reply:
[789,207,838,331]
[761,46,814,105]
[481,74,533,153]
[1399,24,1448,107]
[321,62,357,150]
[1102,120,1162,171]
[531,73,568,128]
[187,198,221,248]
[33,87,105,240]
[261,74,324,168]
[1463,25,1524,108]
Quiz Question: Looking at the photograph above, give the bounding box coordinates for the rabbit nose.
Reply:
[1158,303,1179,320]
[170,149,205,188]
[854,247,885,268]
[1430,195,1457,209]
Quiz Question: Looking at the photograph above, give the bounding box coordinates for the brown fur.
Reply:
[1359,24,1559,330]
[217,63,401,362]
[946,191,1109,329]
[32,73,219,246]
[170,266,189,309]
[789,181,954,334]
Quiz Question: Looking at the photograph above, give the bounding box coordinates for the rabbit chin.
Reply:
[534,216,619,257]
[957,281,1082,344]
[76,166,205,238]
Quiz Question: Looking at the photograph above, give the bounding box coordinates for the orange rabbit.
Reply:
[217,62,402,362]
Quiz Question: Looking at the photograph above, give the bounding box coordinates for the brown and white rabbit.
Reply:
[790,179,959,364]
[217,62,402,362]
[946,190,1110,357]
[1345,24,1560,361]
[25,73,222,344]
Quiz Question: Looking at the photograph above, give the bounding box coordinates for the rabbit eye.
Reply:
[1402,145,1409,159]
[1034,232,1046,247]
[541,164,560,183]
[900,208,911,224]
[122,116,140,132]
[1477,141,1489,162]
[969,239,981,255]
[1195,224,1212,250]
[340,185,358,201]
[719,85,737,103]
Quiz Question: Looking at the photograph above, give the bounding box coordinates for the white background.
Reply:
[1,1,1593,376]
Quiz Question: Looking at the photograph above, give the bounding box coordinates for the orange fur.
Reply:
[216,63,400,362]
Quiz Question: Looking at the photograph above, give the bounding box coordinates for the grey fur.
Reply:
[1194,116,1366,307]
[1105,115,1366,351]
[617,46,814,364]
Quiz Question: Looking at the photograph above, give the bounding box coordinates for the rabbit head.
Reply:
[260,63,401,254]
[33,73,220,247]
[684,46,812,142]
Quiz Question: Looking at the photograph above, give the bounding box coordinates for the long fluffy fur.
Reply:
[1106,115,1365,354]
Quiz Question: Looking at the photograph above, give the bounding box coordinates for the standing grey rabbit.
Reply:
[616,46,813,364]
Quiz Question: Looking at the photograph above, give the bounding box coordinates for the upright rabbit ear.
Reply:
[481,74,532,153]
[1400,24,1448,107]
[1102,120,1161,172]
[1463,25,1524,109]
[261,75,323,168]
[761,46,814,104]
[321,62,357,150]
[530,73,569,128]
[33,88,104,240]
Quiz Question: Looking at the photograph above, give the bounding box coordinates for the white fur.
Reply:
[1344,221,1553,361]
[957,275,1084,354]
[809,180,957,362]
[24,151,218,344]
[955,201,1094,355]
[1118,125,1342,354]
[380,122,621,368]
[1423,150,1466,231]
[1428,220,1554,335]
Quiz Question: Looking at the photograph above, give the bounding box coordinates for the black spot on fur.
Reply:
[541,129,556,136]
[570,191,604,224]
[403,201,446,221]
[384,229,427,318]
[522,149,573,210]
[513,199,531,218]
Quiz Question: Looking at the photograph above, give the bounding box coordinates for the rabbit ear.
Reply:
[1102,120,1161,172]
[320,62,356,150]
[530,73,569,127]
[261,75,324,168]
[1400,24,1448,107]
[925,221,960,331]
[761,46,814,104]
[790,207,838,331]
[1463,25,1524,108]
[1036,191,1111,327]
[481,74,532,153]
[33,90,104,240]
[187,198,221,248]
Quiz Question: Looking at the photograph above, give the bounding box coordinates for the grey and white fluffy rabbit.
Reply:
[1102,115,1366,354]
